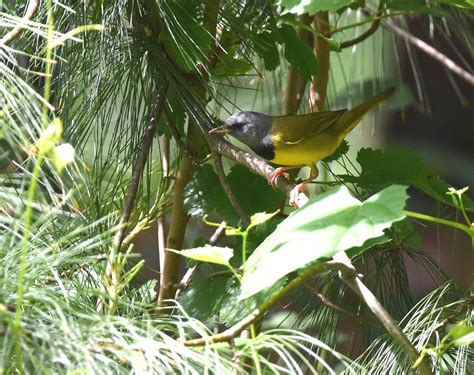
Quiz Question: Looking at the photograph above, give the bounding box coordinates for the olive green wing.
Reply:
[271,110,347,144]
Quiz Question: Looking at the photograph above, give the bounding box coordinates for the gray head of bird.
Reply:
[209,111,272,151]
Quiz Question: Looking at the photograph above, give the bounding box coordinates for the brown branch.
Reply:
[158,136,171,275]
[158,0,220,306]
[213,153,249,226]
[163,108,200,168]
[333,252,433,375]
[185,248,432,375]
[1,0,39,46]
[284,14,312,115]
[310,12,330,112]
[382,20,474,87]
[174,221,227,299]
[339,1,384,49]
[303,283,377,327]
[107,81,169,277]
[208,135,309,207]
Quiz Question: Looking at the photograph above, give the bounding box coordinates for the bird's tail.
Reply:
[334,87,395,137]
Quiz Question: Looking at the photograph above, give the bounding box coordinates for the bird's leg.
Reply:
[268,166,296,188]
[289,165,319,208]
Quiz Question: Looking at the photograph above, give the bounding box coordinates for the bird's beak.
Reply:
[209,125,231,134]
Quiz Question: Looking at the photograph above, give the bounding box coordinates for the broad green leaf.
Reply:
[338,147,474,212]
[278,0,353,14]
[323,140,349,163]
[386,0,427,11]
[184,165,285,226]
[414,177,474,212]
[248,211,280,229]
[386,0,450,14]
[279,24,318,79]
[213,58,253,77]
[220,277,286,325]
[167,245,233,266]
[179,272,231,322]
[340,147,429,188]
[449,321,474,346]
[241,185,408,298]
[253,31,280,71]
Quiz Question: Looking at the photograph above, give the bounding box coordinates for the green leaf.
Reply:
[184,165,285,226]
[253,31,280,71]
[279,24,318,80]
[220,277,286,325]
[414,176,474,212]
[448,321,474,347]
[340,147,429,188]
[385,0,451,14]
[338,147,474,212]
[248,211,280,230]
[278,0,353,14]
[213,58,253,77]
[227,165,285,215]
[241,185,408,298]
[386,0,427,11]
[323,140,349,163]
[179,272,230,322]
[167,245,233,266]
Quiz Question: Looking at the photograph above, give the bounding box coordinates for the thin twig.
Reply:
[107,81,169,272]
[284,14,312,115]
[158,136,171,275]
[184,260,344,346]
[340,1,383,49]
[163,108,200,168]
[310,12,330,112]
[175,220,227,299]
[208,135,309,207]
[383,20,474,86]
[213,153,249,226]
[1,0,39,46]
[303,283,377,327]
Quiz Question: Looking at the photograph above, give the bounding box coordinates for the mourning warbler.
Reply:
[210,87,395,207]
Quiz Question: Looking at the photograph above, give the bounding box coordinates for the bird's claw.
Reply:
[289,183,305,209]
[268,167,289,189]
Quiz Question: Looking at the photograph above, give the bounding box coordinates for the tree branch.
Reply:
[107,81,169,266]
[339,1,384,49]
[310,12,330,111]
[175,221,227,299]
[157,0,220,306]
[185,248,432,375]
[184,260,344,346]
[208,135,309,207]
[285,14,312,115]
[213,153,249,226]
[1,0,39,46]
[382,20,474,86]
[333,252,433,375]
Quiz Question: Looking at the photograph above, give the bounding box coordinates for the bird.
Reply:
[210,87,395,208]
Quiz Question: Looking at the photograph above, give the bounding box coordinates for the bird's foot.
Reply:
[289,182,306,208]
[268,167,290,188]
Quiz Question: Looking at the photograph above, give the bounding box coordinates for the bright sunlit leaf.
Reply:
[241,185,408,298]
[168,246,234,266]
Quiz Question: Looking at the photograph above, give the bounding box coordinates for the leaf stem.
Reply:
[403,210,473,238]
